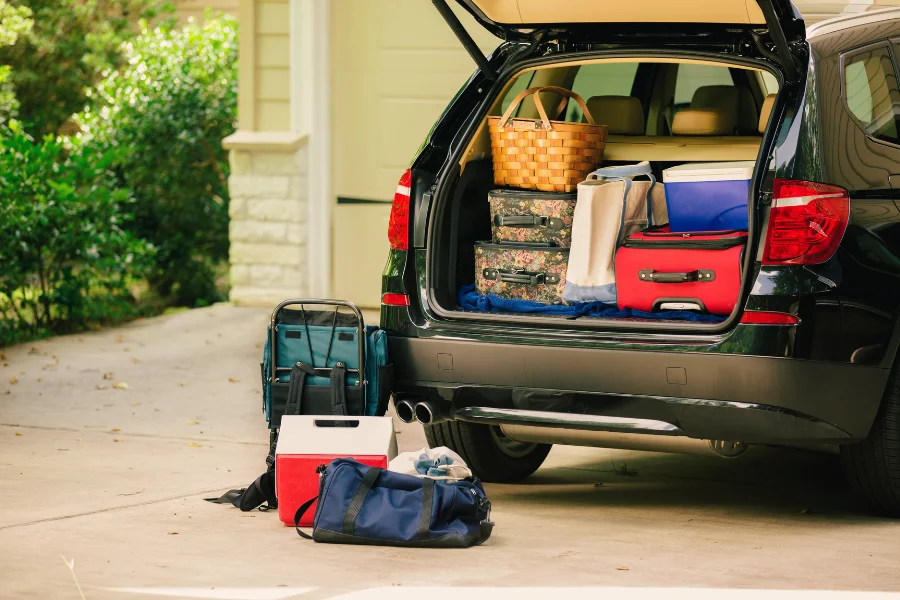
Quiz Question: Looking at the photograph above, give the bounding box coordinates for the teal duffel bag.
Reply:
[261,300,393,431]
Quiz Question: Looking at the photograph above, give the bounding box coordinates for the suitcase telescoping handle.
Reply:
[269,299,367,388]
[483,268,561,286]
[638,269,716,283]
[494,214,564,230]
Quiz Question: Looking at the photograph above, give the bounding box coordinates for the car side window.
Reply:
[842,43,900,145]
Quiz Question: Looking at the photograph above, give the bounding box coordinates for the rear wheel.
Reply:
[423,420,551,482]
[841,367,900,516]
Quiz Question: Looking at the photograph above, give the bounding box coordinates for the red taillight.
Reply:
[381,293,410,306]
[762,179,849,265]
[740,311,800,325]
[388,169,412,251]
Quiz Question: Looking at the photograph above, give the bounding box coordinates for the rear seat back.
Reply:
[758,93,776,133]
[585,95,645,135]
[671,107,735,136]
[690,85,758,135]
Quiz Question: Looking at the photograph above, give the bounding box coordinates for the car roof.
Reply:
[807,6,900,39]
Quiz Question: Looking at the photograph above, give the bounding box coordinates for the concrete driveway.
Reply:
[2,304,900,600]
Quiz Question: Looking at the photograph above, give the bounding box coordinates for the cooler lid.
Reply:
[276,416,397,457]
[663,161,755,183]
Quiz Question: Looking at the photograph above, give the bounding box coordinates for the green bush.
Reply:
[0,0,173,137]
[0,122,151,345]
[0,0,33,123]
[83,15,237,307]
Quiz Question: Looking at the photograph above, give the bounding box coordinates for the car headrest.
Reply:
[671,107,735,136]
[691,85,740,110]
[758,93,776,133]
[584,95,644,135]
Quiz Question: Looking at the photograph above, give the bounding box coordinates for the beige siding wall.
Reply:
[330,0,497,306]
[174,0,238,22]
[237,0,292,132]
[330,1,496,203]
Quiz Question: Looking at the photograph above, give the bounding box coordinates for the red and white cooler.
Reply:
[275,416,398,527]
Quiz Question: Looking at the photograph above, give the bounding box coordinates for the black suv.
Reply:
[380,1,900,515]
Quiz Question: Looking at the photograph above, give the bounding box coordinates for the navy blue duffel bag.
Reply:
[293,458,493,548]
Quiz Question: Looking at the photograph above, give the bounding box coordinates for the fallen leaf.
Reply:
[112,382,129,390]
[186,419,199,425]
[800,508,811,515]
[9,376,17,384]
[113,439,123,443]
[111,427,121,432]
[103,372,114,380]
[36,378,41,382]
[96,384,108,390]
[189,442,203,447]
[228,377,240,383]
[28,347,40,355]
[123,347,130,352]
[3,363,8,367]
[15,432,22,436]
[616,566,630,571]
[176,382,185,387]
[167,531,178,535]
[131,401,142,406]
[0,353,5,360]
[131,357,141,364]
[3,390,9,395]
[76,438,82,442]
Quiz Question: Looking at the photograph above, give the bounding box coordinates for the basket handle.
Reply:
[497,86,596,130]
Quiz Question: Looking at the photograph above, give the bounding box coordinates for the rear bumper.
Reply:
[388,335,889,443]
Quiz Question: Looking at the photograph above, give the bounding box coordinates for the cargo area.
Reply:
[426,57,781,327]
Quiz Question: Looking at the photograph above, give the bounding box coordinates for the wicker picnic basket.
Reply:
[489,86,608,193]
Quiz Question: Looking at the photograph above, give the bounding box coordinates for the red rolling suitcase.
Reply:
[615,227,747,315]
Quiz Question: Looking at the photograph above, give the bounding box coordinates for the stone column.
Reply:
[223,131,309,306]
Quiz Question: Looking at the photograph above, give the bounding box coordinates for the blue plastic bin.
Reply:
[662,161,754,232]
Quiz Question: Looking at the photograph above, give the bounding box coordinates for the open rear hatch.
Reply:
[420,0,806,331]
[446,0,805,81]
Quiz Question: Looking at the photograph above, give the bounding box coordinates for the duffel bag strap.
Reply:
[293,495,318,540]
[342,466,383,535]
[417,477,436,540]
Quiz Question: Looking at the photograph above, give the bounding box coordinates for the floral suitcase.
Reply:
[489,189,577,246]
[474,241,569,304]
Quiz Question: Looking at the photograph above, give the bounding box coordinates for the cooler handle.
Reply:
[638,269,716,283]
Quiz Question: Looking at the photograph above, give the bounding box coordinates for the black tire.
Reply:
[840,367,900,516]
[423,420,551,482]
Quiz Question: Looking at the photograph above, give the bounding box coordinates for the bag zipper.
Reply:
[623,235,747,250]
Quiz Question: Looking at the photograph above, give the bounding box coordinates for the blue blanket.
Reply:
[457,284,725,322]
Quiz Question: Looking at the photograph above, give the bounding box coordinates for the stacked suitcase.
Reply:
[475,161,754,317]
[475,189,576,304]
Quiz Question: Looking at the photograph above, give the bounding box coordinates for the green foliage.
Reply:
[0,122,152,345]
[0,0,32,123]
[83,14,237,307]
[0,0,174,137]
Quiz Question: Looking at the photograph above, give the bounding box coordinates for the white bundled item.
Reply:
[388,446,473,481]
[562,161,666,304]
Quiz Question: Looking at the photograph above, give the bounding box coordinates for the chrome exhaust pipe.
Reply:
[414,401,445,425]
[394,399,416,424]
[500,424,748,458]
